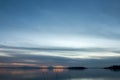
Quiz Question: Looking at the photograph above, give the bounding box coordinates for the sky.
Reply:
[0,0,120,67]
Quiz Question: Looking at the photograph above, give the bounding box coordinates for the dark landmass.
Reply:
[67,67,87,70]
[104,65,120,71]
[1,65,120,70]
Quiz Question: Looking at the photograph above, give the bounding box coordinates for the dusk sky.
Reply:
[0,0,120,67]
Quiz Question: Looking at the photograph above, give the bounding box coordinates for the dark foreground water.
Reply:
[0,69,120,80]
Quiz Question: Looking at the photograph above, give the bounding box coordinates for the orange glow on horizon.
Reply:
[53,65,65,69]
[0,62,38,67]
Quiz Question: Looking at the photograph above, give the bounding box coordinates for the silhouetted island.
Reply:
[67,67,87,70]
[104,65,120,70]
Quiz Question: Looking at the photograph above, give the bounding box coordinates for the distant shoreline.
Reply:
[0,65,120,70]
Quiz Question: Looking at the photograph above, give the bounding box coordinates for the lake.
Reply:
[0,69,120,80]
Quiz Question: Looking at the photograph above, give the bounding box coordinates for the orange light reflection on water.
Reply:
[41,69,48,72]
[53,69,65,73]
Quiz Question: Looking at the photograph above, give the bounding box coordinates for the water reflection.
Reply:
[41,69,48,72]
[107,69,120,72]
[0,69,120,80]
[53,69,67,73]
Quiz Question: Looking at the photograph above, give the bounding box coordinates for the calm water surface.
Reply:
[0,69,120,80]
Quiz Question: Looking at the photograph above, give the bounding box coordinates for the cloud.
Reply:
[1,45,120,59]
[0,53,13,57]
[1,44,120,53]
[0,45,120,67]
[0,52,119,67]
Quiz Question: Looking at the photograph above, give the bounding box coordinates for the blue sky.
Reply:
[0,0,120,67]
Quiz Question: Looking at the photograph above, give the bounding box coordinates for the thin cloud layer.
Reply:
[0,45,120,67]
